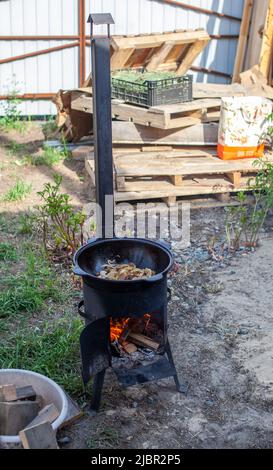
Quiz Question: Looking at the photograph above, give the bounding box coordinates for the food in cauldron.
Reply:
[98,260,155,281]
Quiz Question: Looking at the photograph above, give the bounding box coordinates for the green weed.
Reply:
[0,242,17,261]
[2,180,32,202]
[225,158,273,250]
[27,145,69,166]
[7,141,27,156]
[0,251,64,318]
[0,78,28,133]
[42,118,58,139]
[17,213,35,235]
[0,318,83,397]
[37,174,85,254]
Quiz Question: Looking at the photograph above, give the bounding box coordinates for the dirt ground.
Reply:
[1,124,273,449]
[60,230,273,450]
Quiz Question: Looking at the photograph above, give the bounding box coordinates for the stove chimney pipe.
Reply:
[88,13,115,238]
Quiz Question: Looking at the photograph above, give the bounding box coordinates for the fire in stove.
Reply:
[110,314,163,356]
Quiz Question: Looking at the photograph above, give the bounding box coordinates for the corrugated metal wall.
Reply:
[0,0,244,115]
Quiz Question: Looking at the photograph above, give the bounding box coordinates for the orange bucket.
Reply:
[217,143,265,160]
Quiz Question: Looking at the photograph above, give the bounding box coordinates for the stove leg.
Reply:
[165,340,188,394]
[90,369,106,411]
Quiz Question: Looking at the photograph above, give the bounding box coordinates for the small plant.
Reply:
[225,158,273,250]
[265,112,273,148]
[25,144,69,166]
[7,141,27,156]
[42,117,58,139]
[2,180,32,202]
[37,175,86,254]
[0,77,27,132]
[17,213,35,235]
[225,192,248,251]
[0,243,17,261]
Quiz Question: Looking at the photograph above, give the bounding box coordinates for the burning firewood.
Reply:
[122,342,138,354]
[98,261,155,281]
[127,333,160,351]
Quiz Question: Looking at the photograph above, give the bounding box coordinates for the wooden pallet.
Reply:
[84,28,210,86]
[85,150,273,203]
[71,91,220,130]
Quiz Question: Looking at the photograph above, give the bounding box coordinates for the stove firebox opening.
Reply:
[110,311,164,357]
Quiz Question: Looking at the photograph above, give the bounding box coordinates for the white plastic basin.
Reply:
[0,369,69,444]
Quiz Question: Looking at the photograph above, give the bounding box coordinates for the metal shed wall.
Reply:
[0,0,244,115]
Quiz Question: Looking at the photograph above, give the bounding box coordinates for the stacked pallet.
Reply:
[85,146,273,204]
[54,27,273,204]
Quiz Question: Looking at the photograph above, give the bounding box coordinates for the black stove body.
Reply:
[73,14,186,411]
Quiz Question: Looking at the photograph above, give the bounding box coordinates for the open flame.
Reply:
[110,317,130,342]
[110,314,151,343]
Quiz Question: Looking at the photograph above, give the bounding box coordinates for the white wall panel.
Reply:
[0,0,244,115]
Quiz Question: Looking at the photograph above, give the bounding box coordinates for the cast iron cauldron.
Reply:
[73,238,173,319]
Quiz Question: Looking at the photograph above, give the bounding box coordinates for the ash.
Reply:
[112,347,158,369]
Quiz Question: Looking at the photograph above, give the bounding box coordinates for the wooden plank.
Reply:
[111,29,210,50]
[226,172,242,186]
[25,404,59,429]
[127,333,160,350]
[0,401,40,435]
[114,153,273,177]
[244,0,269,70]
[202,110,221,122]
[113,175,253,202]
[71,91,221,132]
[170,175,183,186]
[153,98,221,114]
[232,0,254,83]
[72,93,219,129]
[114,149,216,159]
[193,83,246,99]
[110,122,219,146]
[0,384,17,402]
[259,0,273,80]
[111,47,135,69]
[19,422,59,449]
[176,40,209,75]
[59,394,84,429]
[146,42,175,71]
[122,342,138,354]
[0,385,36,402]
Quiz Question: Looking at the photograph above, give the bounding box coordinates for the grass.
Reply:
[2,180,32,202]
[0,242,18,261]
[17,213,36,235]
[0,249,65,318]
[0,211,84,398]
[42,118,58,139]
[0,318,83,396]
[0,116,28,133]
[86,426,120,449]
[24,145,69,166]
[7,141,27,156]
